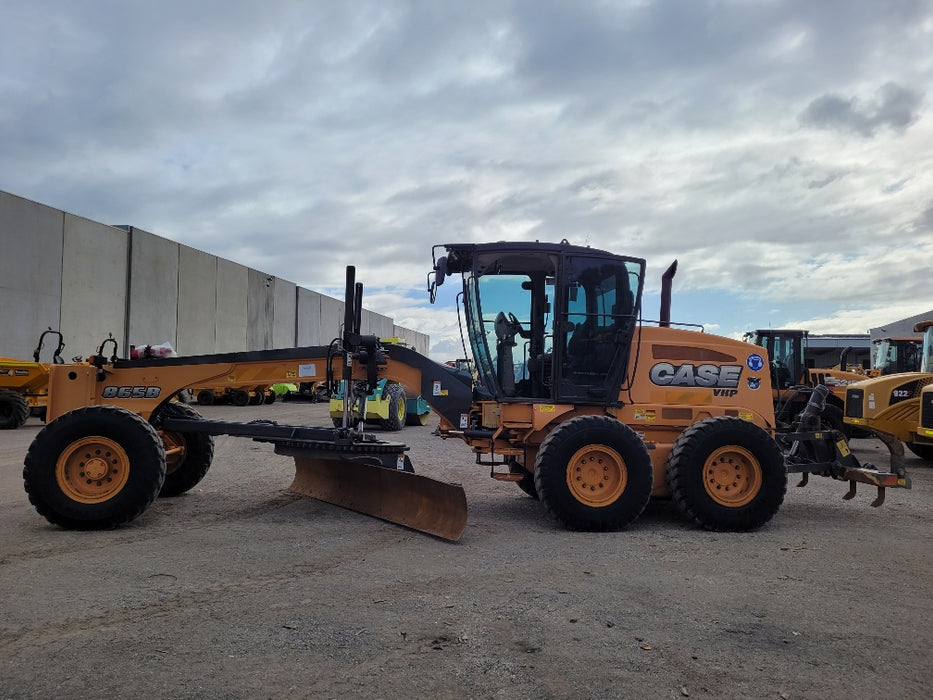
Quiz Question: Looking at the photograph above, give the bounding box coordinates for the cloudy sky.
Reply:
[3,0,931,358]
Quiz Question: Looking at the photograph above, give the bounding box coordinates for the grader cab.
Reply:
[22,242,910,540]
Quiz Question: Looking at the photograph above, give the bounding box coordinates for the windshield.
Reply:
[457,245,644,404]
[751,332,802,388]
[923,328,933,374]
[874,338,923,374]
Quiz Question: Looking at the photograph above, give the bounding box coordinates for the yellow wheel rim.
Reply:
[702,445,762,507]
[56,436,131,504]
[396,396,406,423]
[160,430,187,476]
[566,444,627,507]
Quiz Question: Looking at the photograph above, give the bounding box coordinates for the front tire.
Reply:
[666,416,786,532]
[151,402,215,496]
[23,406,166,529]
[534,415,652,531]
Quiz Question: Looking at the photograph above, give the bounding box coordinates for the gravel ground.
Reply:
[1,400,931,699]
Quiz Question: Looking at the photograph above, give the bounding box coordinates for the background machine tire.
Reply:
[665,416,786,532]
[196,390,215,406]
[150,402,216,497]
[906,441,933,462]
[0,389,30,429]
[379,383,407,431]
[533,415,653,531]
[23,406,166,529]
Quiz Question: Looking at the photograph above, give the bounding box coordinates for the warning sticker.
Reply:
[298,363,316,377]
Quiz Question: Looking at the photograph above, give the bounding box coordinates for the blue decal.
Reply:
[746,353,764,372]
[747,377,761,390]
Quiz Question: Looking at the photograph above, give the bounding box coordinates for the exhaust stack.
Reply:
[660,260,678,328]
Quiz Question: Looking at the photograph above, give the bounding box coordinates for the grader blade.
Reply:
[277,445,467,541]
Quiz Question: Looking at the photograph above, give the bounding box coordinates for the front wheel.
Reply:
[23,406,166,529]
[534,415,652,531]
[666,416,786,532]
[151,402,215,496]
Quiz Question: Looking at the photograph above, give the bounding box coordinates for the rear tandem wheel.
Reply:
[665,416,787,532]
[23,405,166,529]
[534,415,653,531]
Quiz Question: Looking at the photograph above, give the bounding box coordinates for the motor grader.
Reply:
[844,320,933,467]
[22,242,909,540]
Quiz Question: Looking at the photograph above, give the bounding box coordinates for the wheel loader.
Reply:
[0,329,66,429]
[744,329,869,435]
[844,320,933,467]
[872,335,922,375]
[21,242,909,540]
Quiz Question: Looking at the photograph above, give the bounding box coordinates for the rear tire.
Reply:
[0,390,29,429]
[151,402,215,496]
[666,416,786,532]
[534,415,652,531]
[231,389,250,407]
[379,384,406,431]
[264,391,276,405]
[196,390,215,406]
[23,406,166,529]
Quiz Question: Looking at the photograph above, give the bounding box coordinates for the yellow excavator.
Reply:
[844,320,933,467]
[22,242,910,540]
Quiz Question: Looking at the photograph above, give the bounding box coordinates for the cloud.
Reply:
[2,0,933,354]
[799,82,924,137]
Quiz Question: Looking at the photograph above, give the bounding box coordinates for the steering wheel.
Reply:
[507,312,524,336]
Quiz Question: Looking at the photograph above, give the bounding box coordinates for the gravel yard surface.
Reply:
[1,401,931,699]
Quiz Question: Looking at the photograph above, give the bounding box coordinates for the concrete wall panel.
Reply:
[177,245,217,355]
[0,192,64,358]
[216,258,248,352]
[272,279,297,349]
[360,309,394,339]
[247,269,274,350]
[60,215,128,360]
[320,295,345,344]
[297,288,323,345]
[0,190,430,362]
[393,326,430,356]
[127,228,179,350]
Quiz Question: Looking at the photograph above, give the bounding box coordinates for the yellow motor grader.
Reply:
[22,242,909,540]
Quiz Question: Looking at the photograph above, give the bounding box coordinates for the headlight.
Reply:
[845,388,864,419]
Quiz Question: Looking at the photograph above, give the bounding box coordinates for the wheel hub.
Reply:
[566,446,627,507]
[56,436,131,504]
[703,446,762,507]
